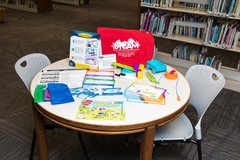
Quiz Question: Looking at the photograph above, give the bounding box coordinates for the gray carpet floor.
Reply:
[0,0,240,159]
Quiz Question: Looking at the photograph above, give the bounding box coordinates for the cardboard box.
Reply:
[69,30,101,69]
[0,7,5,23]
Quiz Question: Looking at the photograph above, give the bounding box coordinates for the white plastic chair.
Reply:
[126,64,225,160]
[15,53,90,160]
[15,53,53,159]
[15,53,51,90]
[15,54,66,158]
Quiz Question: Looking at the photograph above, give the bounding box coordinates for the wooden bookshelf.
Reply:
[154,51,240,92]
[138,0,240,92]
[0,0,53,13]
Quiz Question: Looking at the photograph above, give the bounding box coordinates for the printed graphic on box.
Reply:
[69,30,101,69]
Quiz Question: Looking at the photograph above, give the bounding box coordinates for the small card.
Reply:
[101,88,123,96]
[98,54,116,70]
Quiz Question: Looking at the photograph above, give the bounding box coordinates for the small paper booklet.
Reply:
[70,87,123,99]
[82,70,115,89]
[39,69,86,88]
[76,99,125,120]
[124,82,167,105]
[70,70,123,98]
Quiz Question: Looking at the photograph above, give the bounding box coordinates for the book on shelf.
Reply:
[219,0,226,16]
[207,0,240,17]
[1,0,36,8]
[216,22,227,46]
[172,44,182,58]
[208,0,213,13]
[158,13,171,36]
[203,17,214,45]
[222,21,237,48]
[237,60,240,71]
[167,16,176,36]
[233,0,240,17]
[204,56,213,66]
[225,26,236,49]
[76,99,125,120]
[201,18,240,49]
[227,0,236,16]
[219,22,229,47]
[172,43,212,64]
[150,12,159,33]
[140,12,146,31]
[140,10,207,39]
[172,1,208,10]
[144,10,155,31]
[232,31,240,49]
[210,23,219,44]
[210,55,222,71]
[198,52,207,64]
[223,0,231,16]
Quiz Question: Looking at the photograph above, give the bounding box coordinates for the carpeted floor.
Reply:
[0,0,240,159]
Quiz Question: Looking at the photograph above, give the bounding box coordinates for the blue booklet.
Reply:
[101,88,123,96]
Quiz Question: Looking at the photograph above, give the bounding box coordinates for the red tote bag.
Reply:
[97,27,155,66]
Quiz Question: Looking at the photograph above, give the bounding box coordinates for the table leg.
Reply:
[140,126,155,160]
[32,102,48,160]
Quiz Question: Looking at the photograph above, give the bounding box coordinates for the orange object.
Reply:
[177,95,181,101]
[164,69,178,80]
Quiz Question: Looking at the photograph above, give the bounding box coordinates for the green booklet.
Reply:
[76,100,125,120]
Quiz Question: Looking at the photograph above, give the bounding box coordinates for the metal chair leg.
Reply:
[125,134,129,147]
[78,132,90,160]
[29,128,36,160]
[197,140,202,160]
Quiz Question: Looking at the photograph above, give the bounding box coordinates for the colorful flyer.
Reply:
[76,100,125,120]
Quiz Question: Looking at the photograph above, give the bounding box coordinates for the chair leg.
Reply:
[197,139,202,160]
[29,128,36,160]
[125,134,129,147]
[78,132,90,160]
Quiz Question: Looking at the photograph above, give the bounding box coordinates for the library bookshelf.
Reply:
[52,0,89,5]
[0,0,53,13]
[138,0,240,92]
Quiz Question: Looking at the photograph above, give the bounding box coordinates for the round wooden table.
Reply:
[30,58,190,160]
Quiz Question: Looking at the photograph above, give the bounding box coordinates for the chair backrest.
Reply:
[185,65,225,139]
[15,53,51,91]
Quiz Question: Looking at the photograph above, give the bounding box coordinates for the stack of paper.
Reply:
[82,70,115,89]
[124,82,166,105]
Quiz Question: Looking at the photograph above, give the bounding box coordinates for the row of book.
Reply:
[140,10,206,38]
[140,10,172,36]
[141,9,240,50]
[172,43,222,71]
[141,0,240,18]
[202,18,240,49]
[1,0,36,8]
[141,0,174,7]
[208,0,240,17]
[173,13,206,38]
[141,0,209,10]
